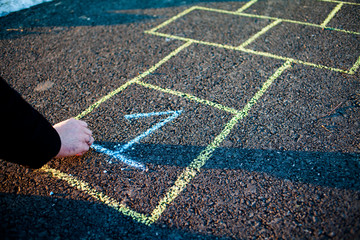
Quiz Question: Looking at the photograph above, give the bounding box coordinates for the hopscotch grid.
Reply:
[42,59,292,225]
[43,36,246,224]
[147,31,350,74]
[146,5,360,74]
[149,5,360,35]
[149,60,293,223]
[41,0,358,226]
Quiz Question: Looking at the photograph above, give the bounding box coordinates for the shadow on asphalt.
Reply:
[97,141,360,191]
[0,193,225,240]
[1,144,359,239]
[0,0,249,39]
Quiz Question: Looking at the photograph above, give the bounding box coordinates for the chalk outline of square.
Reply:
[75,83,234,202]
[89,83,235,163]
[41,0,358,227]
[247,21,360,70]
[41,40,244,225]
[43,56,292,226]
[145,5,360,74]
[324,3,360,33]
[240,0,339,26]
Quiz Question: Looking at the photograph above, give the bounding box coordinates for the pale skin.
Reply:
[53,118,94,158]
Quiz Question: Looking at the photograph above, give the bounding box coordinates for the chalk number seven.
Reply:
[91,110,182,171]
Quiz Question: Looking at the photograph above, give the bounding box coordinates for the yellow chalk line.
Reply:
[41,165,152,225]
[318,0,360,5]
[239,48,350,74]
[75,41,192,120]
[145,31,240,51]
[183,6,319,28]
[47,1,357,225]
[348,56,360,75]
[147,6,198,33]
[189,60,292,170]
[148,60,293,223]
[146,31,350,73]
[321,2,344,27]
[191,6,360,35]
[147,166,197,223]
[236,0,258,13]
[41,59,292,226]
[75,80,134,120]
[146,5,359,74]
[239,19,282,49]
[135,80,240,115]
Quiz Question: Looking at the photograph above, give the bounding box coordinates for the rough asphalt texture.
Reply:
[1,0,360,239]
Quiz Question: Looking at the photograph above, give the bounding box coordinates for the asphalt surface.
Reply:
[1,0,360,239]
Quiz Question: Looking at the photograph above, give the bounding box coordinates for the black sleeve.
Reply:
[0,76,61,168]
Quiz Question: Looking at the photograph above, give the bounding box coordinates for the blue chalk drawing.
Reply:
[91,110,183,171]
[118,110,183,152]
[91,144,148,170]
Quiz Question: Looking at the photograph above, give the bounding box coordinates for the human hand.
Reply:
[53,118,94,158]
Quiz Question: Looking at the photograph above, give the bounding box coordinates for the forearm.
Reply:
[0,77,61,168]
